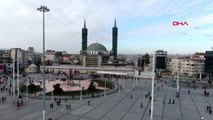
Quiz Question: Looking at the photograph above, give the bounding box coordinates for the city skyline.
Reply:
[0,0,213,54]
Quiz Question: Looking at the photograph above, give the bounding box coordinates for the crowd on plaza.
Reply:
[0,96,7,103]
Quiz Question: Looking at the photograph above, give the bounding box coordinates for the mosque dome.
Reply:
[86,43,108,55]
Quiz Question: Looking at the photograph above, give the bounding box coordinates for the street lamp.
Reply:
[118,77,121,92]
[80,80,82,100]
[17,48,20,97]
[132,78,135,91]
[12,59,15,97]
[122,76,124,89]
[51,79,55,102]
[150,51,156,120]
[37,5,50,120]
[26,76,29,100]
[104,75,106,97]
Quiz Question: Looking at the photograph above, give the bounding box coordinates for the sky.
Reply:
[0,0,213,54]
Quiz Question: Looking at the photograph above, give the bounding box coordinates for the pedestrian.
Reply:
[172,99,175,104]
[69,105,71,109]
[66,105,68,110]
[52,103,54,108]
[168,99,171,104]
[88,100,90,106]
[130,94,133,99]
[140,102,143,108]
[57,101,59,106]
[188,89,190,94]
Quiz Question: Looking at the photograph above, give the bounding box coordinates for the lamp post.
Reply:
[150,51,156,120]
[80,80,82,100]
[12,59,15,97]
[17,48,20,97]
[122,76,124,89]
[132,78,135,91]
[118,78,120,92]
[37,5,50,120]
[177,74,180,93]
[51,80,54,102]
[104,76,106,97]
[26,76,29,100]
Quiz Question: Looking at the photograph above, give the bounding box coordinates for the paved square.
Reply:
[1,78,213,120]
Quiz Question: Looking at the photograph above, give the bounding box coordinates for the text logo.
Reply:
[172,21,188,26]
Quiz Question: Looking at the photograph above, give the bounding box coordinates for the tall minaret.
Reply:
[81,19,87,54]
[111,19,118,59]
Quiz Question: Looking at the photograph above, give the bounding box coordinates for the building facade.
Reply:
[168,53,205,77]
[155,50,167,70]
[205,51,213,79]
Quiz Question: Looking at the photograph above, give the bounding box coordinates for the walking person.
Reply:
[140,102,143,108]
[172,99,175,104]
[69,105,71,110]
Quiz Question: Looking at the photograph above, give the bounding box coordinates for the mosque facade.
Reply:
[80,20,118,67]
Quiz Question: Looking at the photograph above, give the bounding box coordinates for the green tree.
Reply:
[28,83,36,92]
[87,81,96,91]
[53,83,63,95]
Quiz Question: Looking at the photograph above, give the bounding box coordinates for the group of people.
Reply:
[56,100,61,106]
[145,91,150,98]
[0,96,7,103]
[66,104,71,110]
[207,106,212,114]
[204,90,210,96]
[49,103,54,109]
[168,98,175,104]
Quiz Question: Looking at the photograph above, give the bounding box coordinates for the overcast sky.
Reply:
[0,0,213,54]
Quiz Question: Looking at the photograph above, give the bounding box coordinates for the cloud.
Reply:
[0,0,212,54]
[180,32,188,36]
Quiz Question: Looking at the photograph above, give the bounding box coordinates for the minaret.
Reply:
[81,19,87,54]
[111,19,118,59]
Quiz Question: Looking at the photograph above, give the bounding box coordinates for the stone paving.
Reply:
[1,78,213,120]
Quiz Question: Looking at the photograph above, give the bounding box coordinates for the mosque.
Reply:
[80,20,118,67]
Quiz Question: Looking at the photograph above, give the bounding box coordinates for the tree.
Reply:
[53,83,63,95]
[87,81,96,91]
[28,83,36,92]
